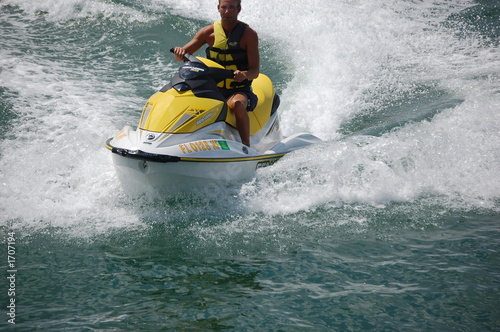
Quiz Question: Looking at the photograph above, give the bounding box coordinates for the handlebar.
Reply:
[170,47,192,62]
[169,47,234,82]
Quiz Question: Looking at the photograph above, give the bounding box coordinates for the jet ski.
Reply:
[106,51,321,190]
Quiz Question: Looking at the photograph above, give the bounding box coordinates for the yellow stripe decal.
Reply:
[179,154,285,163]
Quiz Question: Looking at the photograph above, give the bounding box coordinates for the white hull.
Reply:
[111,150,281,188]
[107,126,320,192]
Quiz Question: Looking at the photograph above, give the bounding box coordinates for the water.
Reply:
[1,0,499,330]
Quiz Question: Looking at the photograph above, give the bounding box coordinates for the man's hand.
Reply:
[233,70,247,82]
[173,47,187,62]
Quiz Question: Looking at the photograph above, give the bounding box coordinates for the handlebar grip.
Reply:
[170,47,191,62]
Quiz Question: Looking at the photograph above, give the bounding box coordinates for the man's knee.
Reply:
[233,101,247,114]
[228,94,248,112]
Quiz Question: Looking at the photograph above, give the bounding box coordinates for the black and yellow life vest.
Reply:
[206,20,252,90]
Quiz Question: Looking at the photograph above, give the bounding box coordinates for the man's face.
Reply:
[218,0,241,23]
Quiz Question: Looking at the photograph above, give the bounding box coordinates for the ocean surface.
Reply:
[1,0,499,330]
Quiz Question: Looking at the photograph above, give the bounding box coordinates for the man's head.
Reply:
[218,0,241,24]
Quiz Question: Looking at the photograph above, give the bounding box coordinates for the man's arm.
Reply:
[234,27,260,82]
[173,25,213,61]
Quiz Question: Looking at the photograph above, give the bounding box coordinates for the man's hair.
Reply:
[219,0,241,6]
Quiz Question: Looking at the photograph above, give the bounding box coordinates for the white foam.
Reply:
[242,90,500,214]
[0,20,149,236]
[2,0,154,22]
[231,0,499,213]
[1,0,498,237]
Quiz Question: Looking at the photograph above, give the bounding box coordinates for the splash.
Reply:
[0,0,498,238]
[1,0,154,22]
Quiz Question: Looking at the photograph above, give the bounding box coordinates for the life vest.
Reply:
[206,20,252,89]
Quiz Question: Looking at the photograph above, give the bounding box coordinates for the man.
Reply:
[173,0,259,147]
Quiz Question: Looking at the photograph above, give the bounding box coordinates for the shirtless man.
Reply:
[173,0,259,147]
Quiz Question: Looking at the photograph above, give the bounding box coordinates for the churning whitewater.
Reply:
[1,0,498,234]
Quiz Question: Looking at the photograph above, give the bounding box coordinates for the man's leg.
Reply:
[227,93,250,147]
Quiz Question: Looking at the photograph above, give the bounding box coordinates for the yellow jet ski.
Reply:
[106,52,321,190]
